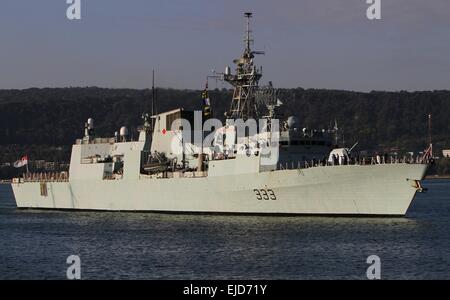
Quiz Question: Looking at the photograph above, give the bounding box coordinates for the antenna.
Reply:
[150,69,158,129]
[421,113,433,162]
[428,113,432,145]
[333,119,339,146]
[155,85,158,115]
[152,69,155,116]
[244,12,253,52]
[428,113,433,157]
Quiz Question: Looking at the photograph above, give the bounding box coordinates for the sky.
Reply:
[0,0,449,91]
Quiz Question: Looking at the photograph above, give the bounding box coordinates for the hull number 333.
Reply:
[253,189,276,200]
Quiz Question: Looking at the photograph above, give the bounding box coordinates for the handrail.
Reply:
[277,156,431,171]
[20,172,69,182]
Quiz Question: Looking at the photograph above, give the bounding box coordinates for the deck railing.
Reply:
[277,156,431,171]
[20,172,69,182]
[13,156,430,182]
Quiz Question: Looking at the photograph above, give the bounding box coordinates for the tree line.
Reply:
[0,87,449,177]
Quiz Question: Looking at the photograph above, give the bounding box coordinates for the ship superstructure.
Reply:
[11,13,429,216]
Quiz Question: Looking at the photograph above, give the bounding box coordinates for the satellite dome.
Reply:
[87,118,94,129]
[287,116,299,129]
[120,126,128,137]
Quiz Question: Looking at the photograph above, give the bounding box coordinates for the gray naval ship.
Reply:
[12,13,430,215]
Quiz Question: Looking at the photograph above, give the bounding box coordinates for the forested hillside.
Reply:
[0,87,449,169]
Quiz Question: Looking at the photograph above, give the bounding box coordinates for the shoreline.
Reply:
[425,175,450,180]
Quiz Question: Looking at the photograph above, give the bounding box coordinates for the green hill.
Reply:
[0,87,449,178]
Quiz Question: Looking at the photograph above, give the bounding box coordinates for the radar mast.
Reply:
[223,12,264,120]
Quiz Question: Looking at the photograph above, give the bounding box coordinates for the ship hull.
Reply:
[11,163,428,216]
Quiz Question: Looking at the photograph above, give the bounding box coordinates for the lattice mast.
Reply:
[224,12,264,120]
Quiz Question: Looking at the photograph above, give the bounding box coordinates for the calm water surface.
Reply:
[0,180,449,279]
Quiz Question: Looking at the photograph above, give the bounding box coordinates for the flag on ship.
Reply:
[202,81,212,118]
[13,155,28,168]
[202,82,211,106]
[422,144,433,162]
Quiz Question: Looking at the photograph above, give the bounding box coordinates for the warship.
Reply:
[12,13,430,215]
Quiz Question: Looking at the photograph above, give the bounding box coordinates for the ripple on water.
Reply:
[0,180,449,279]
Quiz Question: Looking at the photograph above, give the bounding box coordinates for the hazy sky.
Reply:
[0,0,449,91]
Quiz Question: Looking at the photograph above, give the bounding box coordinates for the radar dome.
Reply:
[120,126,128,137]
[287,116,299,129]
[87,118,94,129]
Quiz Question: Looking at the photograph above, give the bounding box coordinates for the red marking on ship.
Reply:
[162,128,166,135]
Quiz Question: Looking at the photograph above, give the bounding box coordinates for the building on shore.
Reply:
[443,150,450,158]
